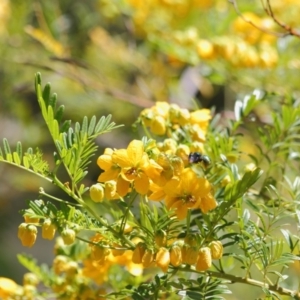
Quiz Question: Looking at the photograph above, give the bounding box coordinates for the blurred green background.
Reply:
[1,0,300,298]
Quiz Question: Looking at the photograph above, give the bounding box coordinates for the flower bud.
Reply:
[156,247,170,273]
[24,209,40,224]
[185,246,199,265]
[61,228,76,245]
[154,229,167,247]
[91,245,110,263]
[18,223,37,247]
[150,116,166,135]
[65,261,79,278]
[196,247,212,271]
[142,249,154,267]
[184,234,198,247]
[90,183,104,203]
[132,242,146,264]
[53,255,69,274]
[104,180,117,200]
[170,244,182,267]
[42,219,56,240]
[209,241,223,260]
[23,273,39,286]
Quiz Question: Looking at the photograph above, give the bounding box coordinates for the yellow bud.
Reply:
[132,242,146,264]
[221,175,231,187]
[24,209,40,224]
[185,246,199,265]
[140,108,154,127]
[156,247,170,273]
[184,234,198,247]
[42,219,56,240]
[104,180,117,200]
[65,261,79,278]
[170,156,184,176]
[155,229,167,247]
[23,273,39,286]
[197,39,215,59]
[61,228,76,245]
[196,247,212,271]
[150,116,166,135]
[18,223,37,248]
[170,244,182,267]
[209,241,223,260]
[53,255,69,274]
[142,249,154,267]
[90,183,105,202]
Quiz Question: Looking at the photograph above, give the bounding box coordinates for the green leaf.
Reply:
[49,92,57,109]
[88,115,96,136]
[42,82,51,106]
[55,105,65,123]
[3,138,11,156]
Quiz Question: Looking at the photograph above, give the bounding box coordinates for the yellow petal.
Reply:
[98,168,120,182]
[163,177,180,197]
[97,154,113,170]
[127,140,144,165]
[134,173,149,195]
[117,176,130,197]
[113,149,131,167]
[199,193,217,213]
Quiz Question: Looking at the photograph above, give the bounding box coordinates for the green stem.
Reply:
[175,266,300,299]
[53,176,136,249]
[39,188,82,207]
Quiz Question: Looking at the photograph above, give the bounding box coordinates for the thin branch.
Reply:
[228,0,300,39]
[228,0,283,37]
[264,0,300,38]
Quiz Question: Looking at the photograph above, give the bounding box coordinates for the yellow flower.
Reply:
[18,223,37,247]
[190,109,211,129]
[42,219,56,240]
[112,140,162,195]
[0,277,18,298]
[164,168,215,219]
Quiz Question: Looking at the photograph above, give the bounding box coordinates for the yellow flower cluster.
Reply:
[131,235,223,273]
[94,102,217,220]
[140,101,211,141]
[0,273,39,300]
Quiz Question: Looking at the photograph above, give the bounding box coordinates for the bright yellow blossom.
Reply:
[163,168,216,219]
[0,277,18,298]
[112,140,162,194]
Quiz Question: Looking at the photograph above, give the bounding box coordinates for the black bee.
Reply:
[188,152,211,168]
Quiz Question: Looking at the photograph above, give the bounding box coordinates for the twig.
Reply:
[264,0,300,38]
[228,0,300,39]
[228,0,283,37]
